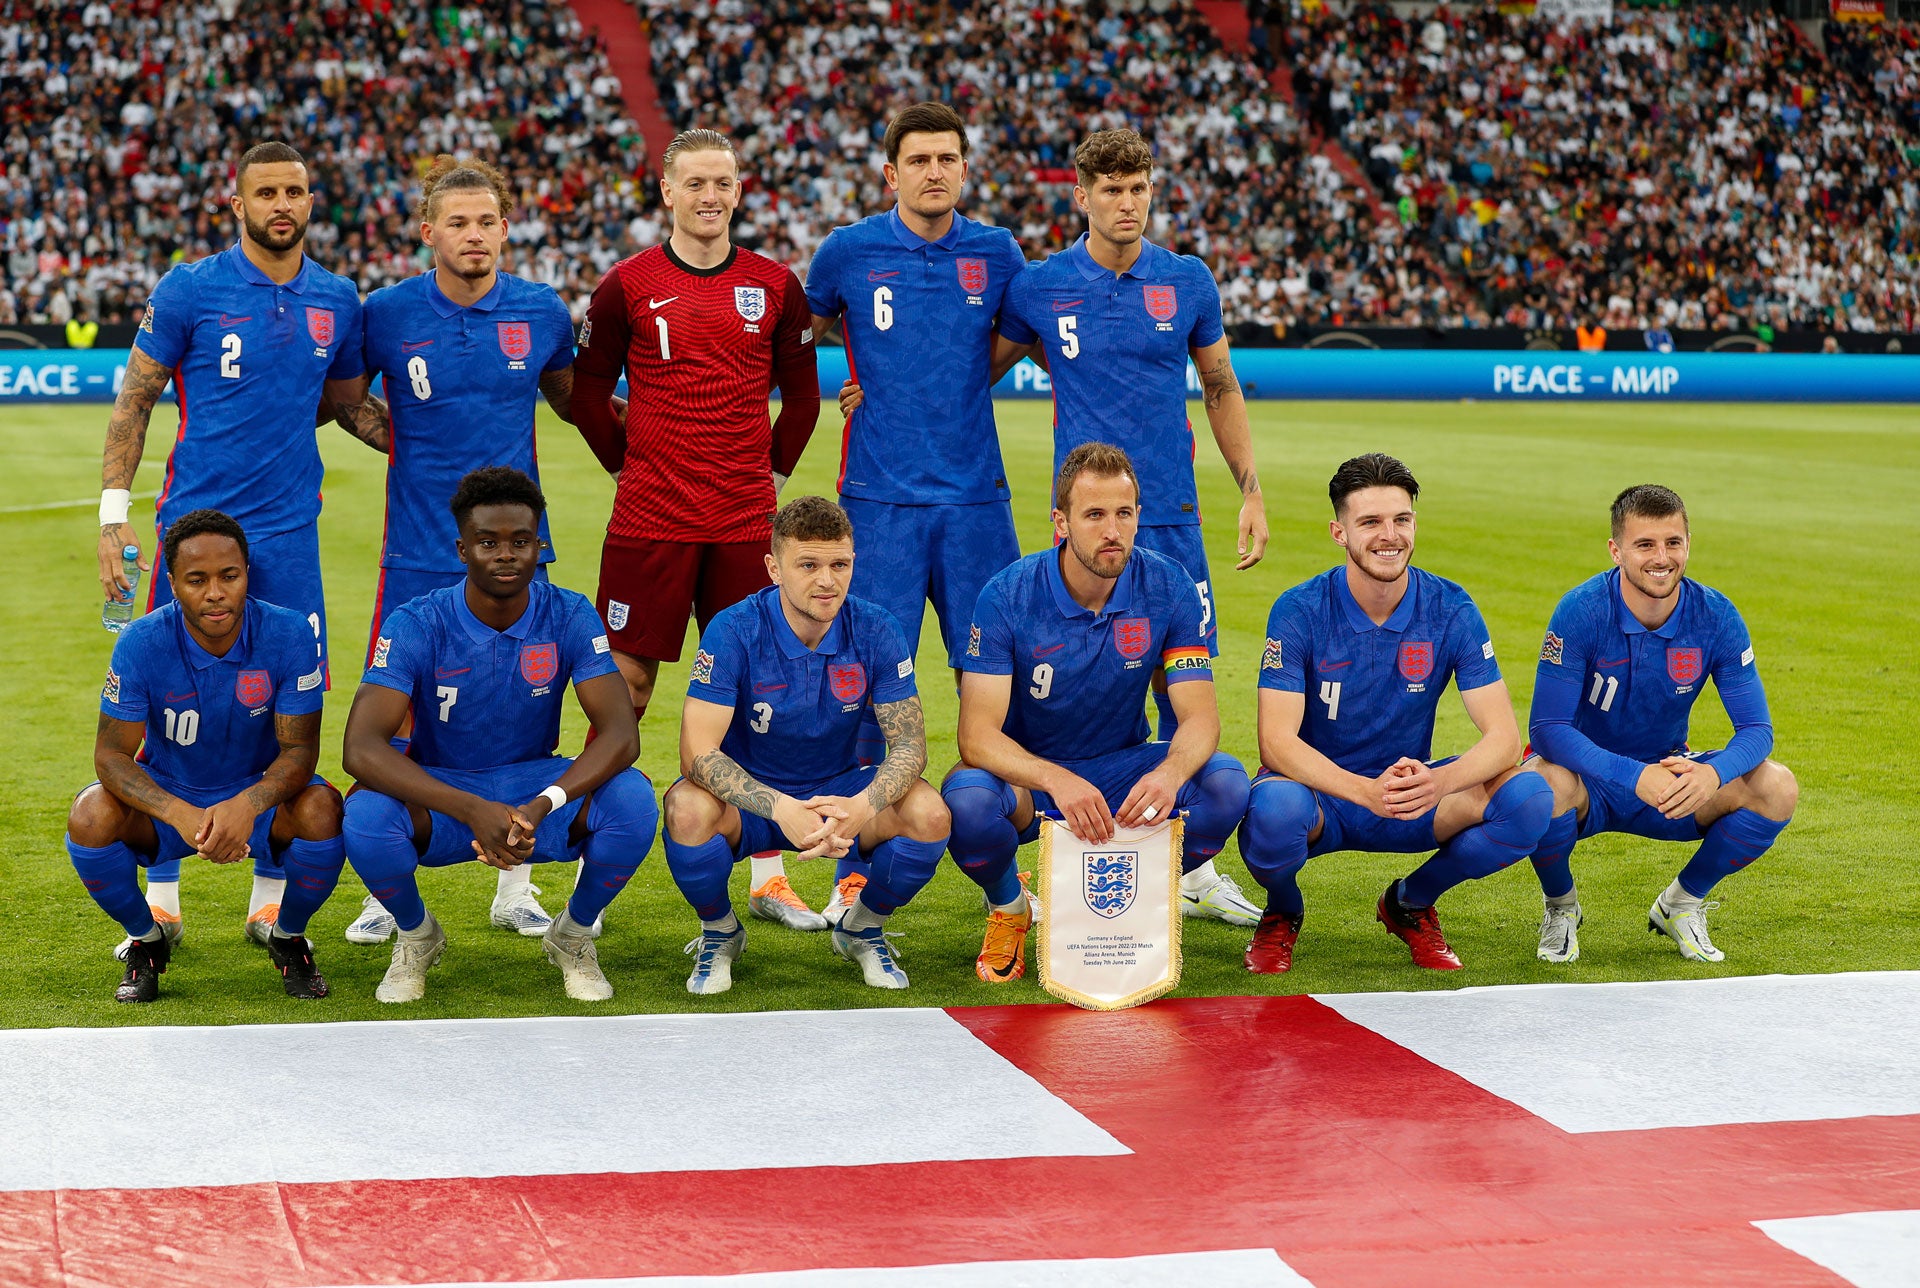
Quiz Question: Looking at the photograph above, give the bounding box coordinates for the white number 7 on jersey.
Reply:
[436,685,458,721]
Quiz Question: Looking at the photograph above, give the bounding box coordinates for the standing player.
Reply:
[1525,485,1796,964]
[66,510,343,1002]
[663,497,949,995]
[943,444,1252,983]
[93,140,378,949]
[1237,454,1553,973]
[802,100,1028,919]
[341,155,583,946]
[337,469,657,1003]
[996,130,1268,927]
[573,128,823,930]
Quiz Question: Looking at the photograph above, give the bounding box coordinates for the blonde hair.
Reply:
[417,154,515,222]
[662,128,738,177]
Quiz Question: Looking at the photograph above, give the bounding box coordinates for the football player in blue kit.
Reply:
[804,101,1030,926]
[944,444,1252,984]
[1238,454,1553,973]
[66,510,344,1003]
[341,155,588,947]
[663,497,950,995]
[996,129,1268,823]
[1525,485,1797,965]
[337,468,658,1003]
[94,140,378,949]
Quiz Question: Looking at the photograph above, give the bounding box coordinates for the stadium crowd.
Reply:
[2,0,1915,336]
[0,0,652,328]
[1298,3,1919,334]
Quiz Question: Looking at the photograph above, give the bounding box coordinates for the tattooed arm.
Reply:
[321,374,391,452]
[538,364,576,425]
[865,696,928,817]
[1189,336,1269,570]
[680,695,848,858]
[97,347,174,599]
[92,712,238,857]
[163,708,328,864]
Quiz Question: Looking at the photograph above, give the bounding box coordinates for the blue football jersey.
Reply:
[805,210,1026,505]
[361,272,575,573]
[960,546,1212,764]
[361,581,618,772]
[1530,570,1771,790]
[688,587,917,795]
[999,236,1224,528]
[134,245,365,538]
[1258,567,1503,778]
[101,598,326,793]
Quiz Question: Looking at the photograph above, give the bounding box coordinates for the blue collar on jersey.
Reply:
[1607,567,1688,638]
[1065,233,1161,282]
[1044,544,1138,621]
[453,583,535,643]
[425,271,504,317]
[760,586,847,659]
[1331,565,1419,635]
[225,243,314,295]
[886,206,965,251]
[177,600,253,670]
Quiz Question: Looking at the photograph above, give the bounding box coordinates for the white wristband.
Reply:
[539,785,568,812]
[100,488,132,526]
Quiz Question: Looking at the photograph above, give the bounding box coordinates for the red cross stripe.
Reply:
[4,990,1916,1286]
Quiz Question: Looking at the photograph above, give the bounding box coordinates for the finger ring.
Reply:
[1141,804,1158,822]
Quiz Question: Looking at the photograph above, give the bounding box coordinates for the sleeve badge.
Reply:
[691,649,715,684]
[372,636,392,668]
[1540,631,1564,666]
[1260,638,1284,670]
[103,667,121,703]
[966,624,981,658]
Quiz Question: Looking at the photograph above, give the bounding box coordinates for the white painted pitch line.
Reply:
[0,1008,1126,1192]
[315,1247,1313,1288]
[1755,1210,1920,1287]
[0,491,155,515]
[1318,971,1920,1133]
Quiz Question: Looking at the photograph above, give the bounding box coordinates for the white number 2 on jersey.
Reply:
[407,354,432,400]
[220,332,241,379]
[873,286,894,331]
[1057,316,1079,359]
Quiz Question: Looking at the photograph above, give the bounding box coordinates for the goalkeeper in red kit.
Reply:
[573,127,825,925]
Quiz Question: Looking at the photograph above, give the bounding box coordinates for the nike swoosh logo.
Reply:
[1052,299,1083,311]
[401,340,434,353]
[1033,643,1066,658]
[648,296,679,309]
[1598,657,1628,667]
[217,315,251,327]
[434,667,470,679]
[752,682,788,693]
[1317,660,1352,672]
[867,270,900,281]
[163,691,197,702]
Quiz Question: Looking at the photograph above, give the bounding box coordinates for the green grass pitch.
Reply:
[3,397,1914,1028]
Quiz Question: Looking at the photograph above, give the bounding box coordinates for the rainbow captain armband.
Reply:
[1162,646,1211,679]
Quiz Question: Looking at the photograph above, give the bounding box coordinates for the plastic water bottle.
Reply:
[102,545,141,633]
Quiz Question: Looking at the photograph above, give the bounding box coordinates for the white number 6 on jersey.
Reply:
[1057,316,1079,359]
[873,286,894,331]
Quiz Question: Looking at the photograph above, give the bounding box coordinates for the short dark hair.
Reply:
[771,495,854,549]
[163,509,248,571]
[1329,453,1420,516]
[1075,129,1154,188]
[236,141,307,188]
[885,102,969,165]
[449,466,546,531]
[1055,442,1140,512]
[1610,484,1688,538]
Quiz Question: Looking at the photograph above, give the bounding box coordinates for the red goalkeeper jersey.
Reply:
[575,242,820,543]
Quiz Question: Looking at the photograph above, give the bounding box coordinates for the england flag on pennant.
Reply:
[1035,813,1184,1010]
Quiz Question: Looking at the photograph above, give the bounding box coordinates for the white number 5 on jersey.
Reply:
[1057,316,1079,359]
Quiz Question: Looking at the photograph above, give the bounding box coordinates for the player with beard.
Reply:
[94,140,379,952]
[1524,485,1796,965]
[943,444,1250,984]
[573,129,823,929]
[802,101,1030,927]
[1237,454,1552,973]
[339,156,587,947]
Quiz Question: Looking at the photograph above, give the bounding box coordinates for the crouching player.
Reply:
[944,443,1251,984]
[67,509,342,1002]
[339,468,657,1002]
[664,496,949,995]
[1238,454,1552,972]
[1526,484,1796,964]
